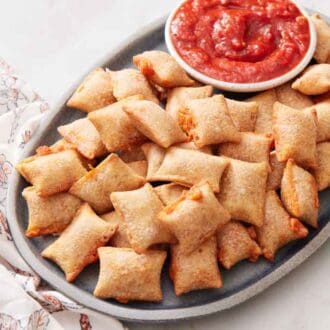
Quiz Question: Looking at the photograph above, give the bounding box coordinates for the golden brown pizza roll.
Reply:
[69,153,145,214]
[42,203,117,282]
[109,68,159,104]
[158,182,231,255]
[101,211,131,248]
[166,86,213,121]
[281,159,319,228]
[141,143,165,179]
[218,159,268,227]
[256,191,308,261]
[16,150,87,197]
[217,221,261,269]
[120,147,146,162]
[292,64,330,95]
[247,89,277,134]
[272,102,317,168]
[22,187,82,238]
[311,13,330,64]
[170,236,221,296]
[88,96,147,152]
[179,95,241,147]
[133,50,195,88]
[225,98,258,132]
[57,118,107,159]
[218,132,273,167]
[151,147,229,192]
[275,82,313,109]
[267,151,286,191]
[67,68,115,113]
[304,100,330,142]
[154,183,188,206]
[312,142,330,191]
[94,247,166,302]
[126,160,148,178]
[123,100,187,148]
[110,183,174,253]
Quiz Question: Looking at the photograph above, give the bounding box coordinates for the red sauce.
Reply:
[170,0,310,83]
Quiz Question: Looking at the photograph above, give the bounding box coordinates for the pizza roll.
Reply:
[22,187,82,238]
[218,132,272,167]
[141,143,165,179]
[154,183,188,206]
[225,98,258,132]
[69,153,145,214]
[110,183,174,253]
[312,142,330,191]
[311,13,330,64]
[58,118,107,159]
[175,141,212,154]
[217,221,261,269]
[67,68,115,113]
[42,203,117,282]
[267,151,286,191]
[123,100,187,148]
[120,147,146,162]
[151,147,229,192]
[110,68,159,104]
[304,100,330,142]
[88,96,147,152]
[179,95,241,147]
[272,102,317,168]
[158,182,231,255]
[292,64,330,95]
[281,159,319,228]
[275,82,313,109]
[170,236,221,296]
[133,50,194,88]
[246,89,277,134]
[126,160,148,178]
[101,211,131,248]
[218,159,268,227]
[16,150,87,197]
[166,86,213,121]
[256,191,308,261]
[94,247,166,302]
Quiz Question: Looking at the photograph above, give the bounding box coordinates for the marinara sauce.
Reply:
[170,0,310,83]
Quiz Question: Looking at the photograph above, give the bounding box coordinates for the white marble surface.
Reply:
[0,1,329,329]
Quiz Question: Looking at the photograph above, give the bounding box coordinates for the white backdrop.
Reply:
[0,1,329,330]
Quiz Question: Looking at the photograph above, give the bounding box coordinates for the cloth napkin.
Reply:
[0,58,124,330]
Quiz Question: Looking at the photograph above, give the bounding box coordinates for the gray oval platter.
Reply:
[7,13,330,323]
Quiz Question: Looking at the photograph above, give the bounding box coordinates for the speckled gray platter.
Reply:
[7,13,330,323]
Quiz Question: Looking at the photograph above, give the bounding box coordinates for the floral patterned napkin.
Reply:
[0,59,124,330]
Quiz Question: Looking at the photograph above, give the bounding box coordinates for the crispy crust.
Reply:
[123,100,187,148]
[110,184,175,253]
[67,68,115,113]
[94,247,166,302]
[217,221,261,269]
[170,237,222,295]
[133,50,195,88]
[272,102,317,168]
[41,204,117,282]
[256,191,308,261]
[158,182,231,255]
[312,142,330,190]
[151,147,229,192]
[58,118,107,159]
[311,14,330,64]
[23,187,82,238]
[69,153,145,214]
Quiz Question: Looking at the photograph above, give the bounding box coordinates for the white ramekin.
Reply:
[165,0,317,93]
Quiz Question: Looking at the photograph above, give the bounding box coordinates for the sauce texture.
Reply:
[170,0,310,83]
